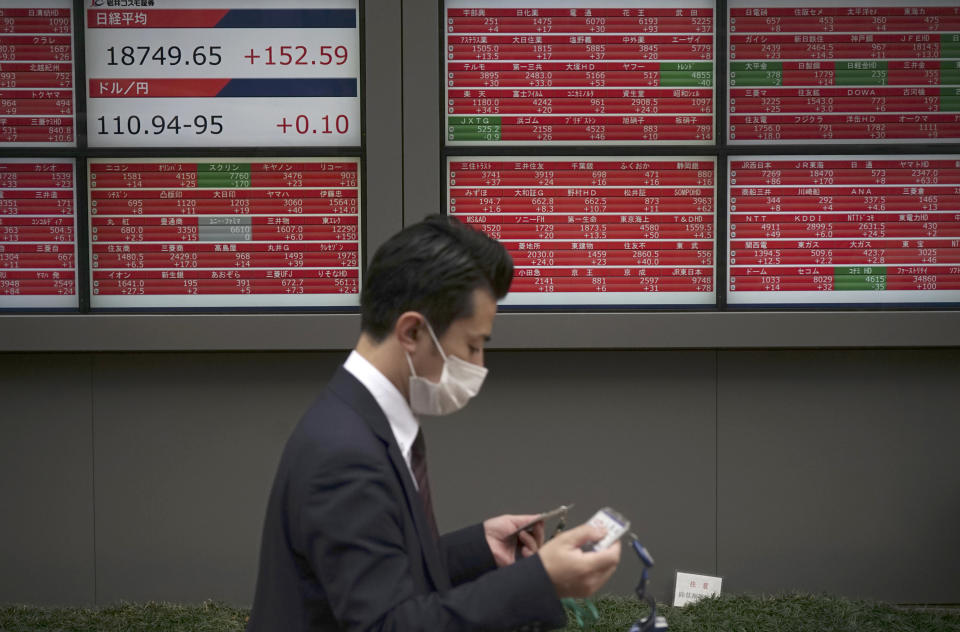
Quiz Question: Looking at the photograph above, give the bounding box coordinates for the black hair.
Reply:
[360,214,513,341]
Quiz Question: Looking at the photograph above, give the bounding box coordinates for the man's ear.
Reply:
[394,311,423,353]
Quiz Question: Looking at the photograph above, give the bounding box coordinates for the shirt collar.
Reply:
[343,350,420,476]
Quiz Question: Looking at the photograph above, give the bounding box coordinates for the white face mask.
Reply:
[405,320,488,416]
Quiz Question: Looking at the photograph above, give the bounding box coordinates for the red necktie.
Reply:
[411,429,440,541]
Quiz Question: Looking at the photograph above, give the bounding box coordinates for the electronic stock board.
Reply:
[0,1,76,308]
[445,0,717,145]
[87,157,360,308]
[445,1,718,307]
[729,0,960,143]
[1,0,362,311]
[0,158,78,307]
[726,0,960,306]
[448,156,717,306]
[728,155,960,304]
[6,0,960,312]
[85,0,360,148]
[0,0,75,146]
[82,1,362,310]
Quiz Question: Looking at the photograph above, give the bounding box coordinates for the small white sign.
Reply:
[673,571,722,607]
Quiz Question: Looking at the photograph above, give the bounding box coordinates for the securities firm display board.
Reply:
[728,155,960,305]
[445,0,716,145]
[728,0,960,143]
[447,157,716,306]
[0,158,78,308]
[87,158,360,309]
[85,0,360,148]
[0,0,76,146]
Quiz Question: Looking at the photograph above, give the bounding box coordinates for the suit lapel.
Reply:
[327,367,451,591]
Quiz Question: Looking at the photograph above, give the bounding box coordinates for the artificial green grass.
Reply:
[0,601,247,632]
[584,594,960,632]
[0,594,958,631]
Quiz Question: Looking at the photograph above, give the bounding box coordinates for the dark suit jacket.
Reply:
[247,367,566,631]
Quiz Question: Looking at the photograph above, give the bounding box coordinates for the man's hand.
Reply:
[483,514,545,567]
[538,523,622,599]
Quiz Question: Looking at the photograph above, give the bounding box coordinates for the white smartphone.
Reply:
[585,507,630,551]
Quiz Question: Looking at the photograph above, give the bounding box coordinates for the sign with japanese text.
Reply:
[445,0,716,145]
[448,156,716,306]
[88,157,360,308]
[0,158,78,308]
[728,154,960,304]
[85,0,360,147]
[0,0,76,146]
[729,0,960,143]
[673,571,722,607]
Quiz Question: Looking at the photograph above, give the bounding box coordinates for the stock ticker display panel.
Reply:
[447,157,716,306]
[728,0,960,144]
[727,155,960,305]
[0,158,78,308]
[87,158,361,309]
[84,0,360,148]
[0,0,76,146]
[445,0,716,145]
[4,0,959,314]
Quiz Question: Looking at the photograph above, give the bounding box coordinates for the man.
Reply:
[248,215,621,631]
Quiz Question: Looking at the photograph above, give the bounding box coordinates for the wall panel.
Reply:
[0,354,94,605]
[1,348,959,606]
[91,351,344,604]
[717,349,960,603]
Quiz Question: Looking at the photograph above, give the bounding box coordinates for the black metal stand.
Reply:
[626,535,668,632]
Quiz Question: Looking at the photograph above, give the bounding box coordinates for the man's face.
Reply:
[415,286,496,383]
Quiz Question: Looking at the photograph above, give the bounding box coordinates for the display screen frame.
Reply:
[440,0,960,312]
[5,0,960,316]
[439,0,725,311]
[1,0,958,352]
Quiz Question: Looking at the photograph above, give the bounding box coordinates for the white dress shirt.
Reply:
[343,350,421,489]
